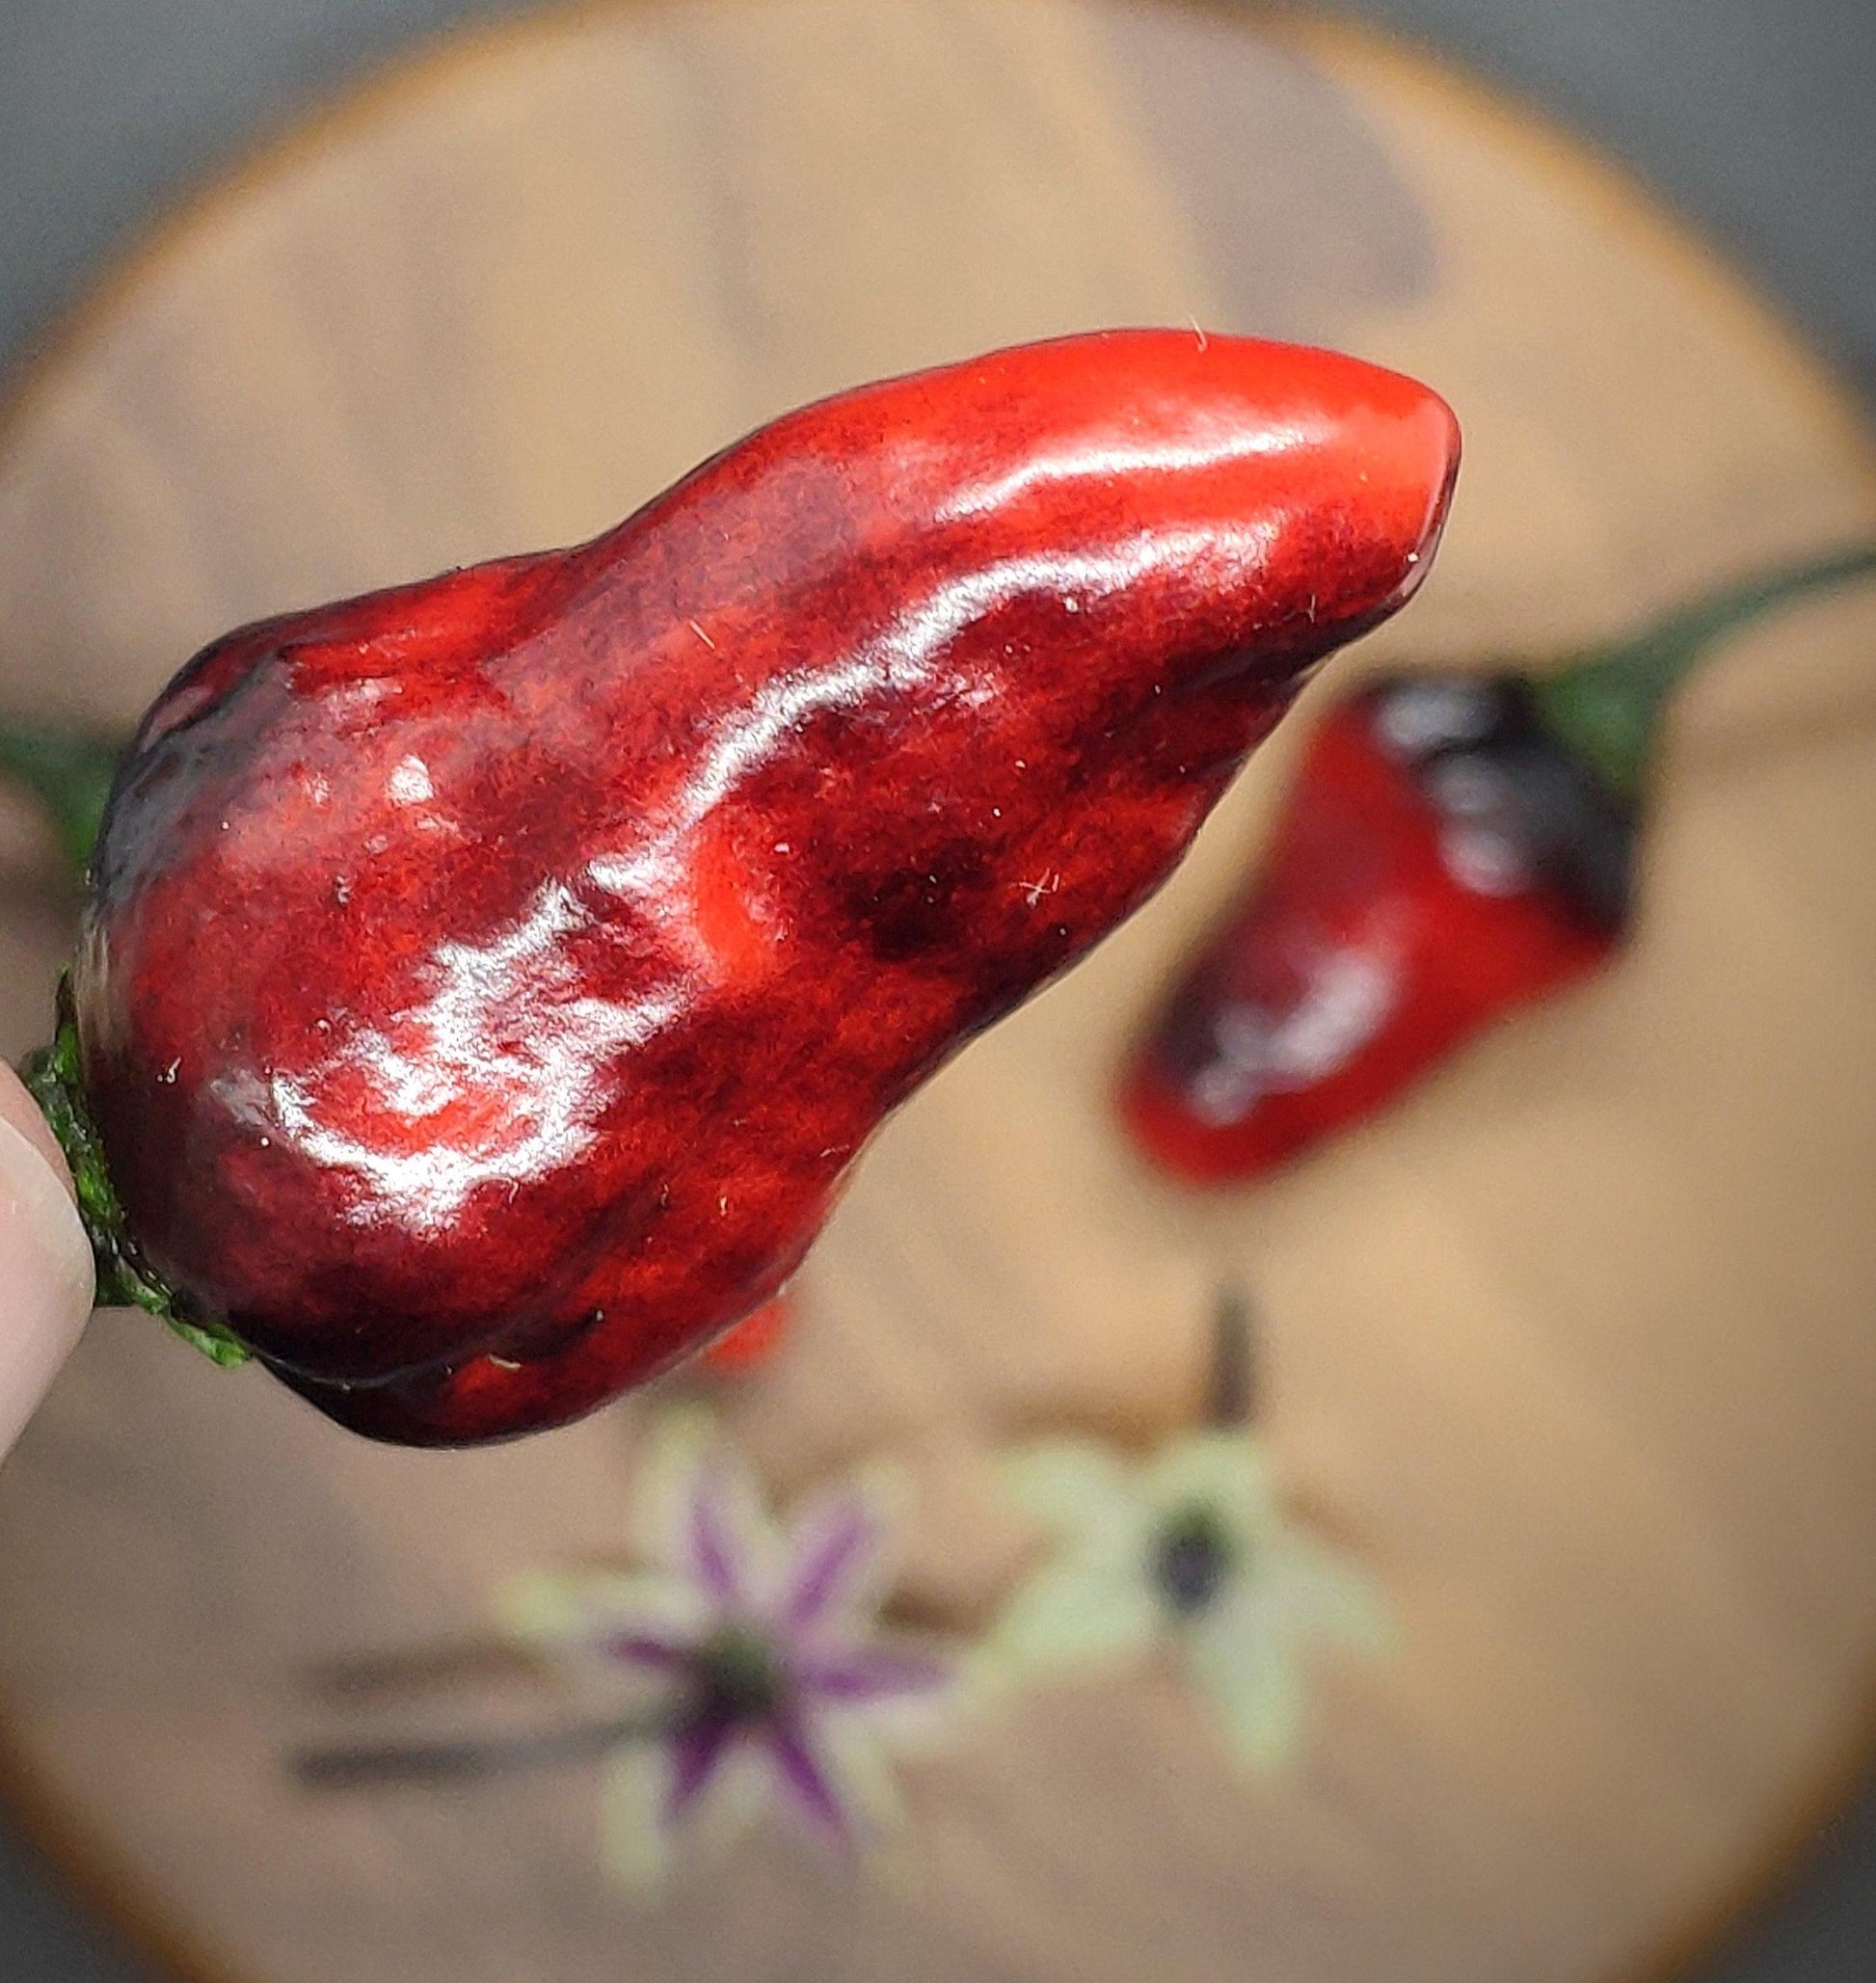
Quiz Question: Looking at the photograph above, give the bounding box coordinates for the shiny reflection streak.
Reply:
[267,525,1289,1227]
[931,416,1333,523]
[268,881,682,1232]
[652,528,1283,832]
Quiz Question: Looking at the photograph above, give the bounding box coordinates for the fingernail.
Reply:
[0,1114,95,1455]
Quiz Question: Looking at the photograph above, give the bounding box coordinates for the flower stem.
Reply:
[1205,1283,1256,1428]
[1529,543,1876,802]
[0,722,124,882]
[292,1710,674,1790]
[308,1640,552,1704]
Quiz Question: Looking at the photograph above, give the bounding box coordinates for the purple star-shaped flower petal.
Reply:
[782,1488,880,1629]
[663,1716,736,1824]
[791,1645,951,1703]
[764,1713,848,1842]
[686,1465,747,1607]
[557,1412,962,1888]
[597,1626,694,1675]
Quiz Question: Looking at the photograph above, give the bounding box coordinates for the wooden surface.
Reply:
[2,3,1875,1981]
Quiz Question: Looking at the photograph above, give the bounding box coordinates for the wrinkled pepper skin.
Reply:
[1118,675,1622,1184]
[71,330,1458,1443]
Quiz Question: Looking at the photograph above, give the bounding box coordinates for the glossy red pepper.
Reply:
[1119,546,1876,1184]
[24,329,1459,1443]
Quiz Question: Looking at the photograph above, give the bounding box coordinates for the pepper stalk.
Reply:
[1528,543,1876,801]
[17,983,250,1364]
[0,722,122,881]
[0,720,250,1363]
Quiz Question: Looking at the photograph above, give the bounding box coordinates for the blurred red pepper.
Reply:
[1118,545,1876,1184]
[698,1291,795,1375]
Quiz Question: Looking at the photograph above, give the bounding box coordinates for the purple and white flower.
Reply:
[505,1408,954,1889]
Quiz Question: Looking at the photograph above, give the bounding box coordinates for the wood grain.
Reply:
[1,4,1874,1981]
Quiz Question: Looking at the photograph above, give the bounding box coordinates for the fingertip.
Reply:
[0,1058,76,1192]
[0,1070,95,1456]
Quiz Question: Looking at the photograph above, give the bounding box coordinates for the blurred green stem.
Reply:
[1529,542,1876,801]
[0,722,124,880]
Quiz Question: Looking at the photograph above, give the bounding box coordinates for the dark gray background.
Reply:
[2,0,1873,1976]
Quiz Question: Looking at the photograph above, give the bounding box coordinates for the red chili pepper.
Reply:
[1119,545,1876,1184]
[698,1292,794,1376]
[19,329,1458,1443]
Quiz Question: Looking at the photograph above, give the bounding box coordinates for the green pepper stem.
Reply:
[1,727,248,1366]
[1528,543,1876,802]
[0,723,125,882]
[16,978,250,1365]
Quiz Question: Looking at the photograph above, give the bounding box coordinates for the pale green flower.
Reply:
[984,1431,1390,1772]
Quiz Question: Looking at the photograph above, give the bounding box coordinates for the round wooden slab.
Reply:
[3,5,1876,1981]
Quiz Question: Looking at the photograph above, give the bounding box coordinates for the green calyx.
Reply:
[17,984,250,1368]
[1528,543,1876,802]
[1,726,246,1368]
[0,724,124,883]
